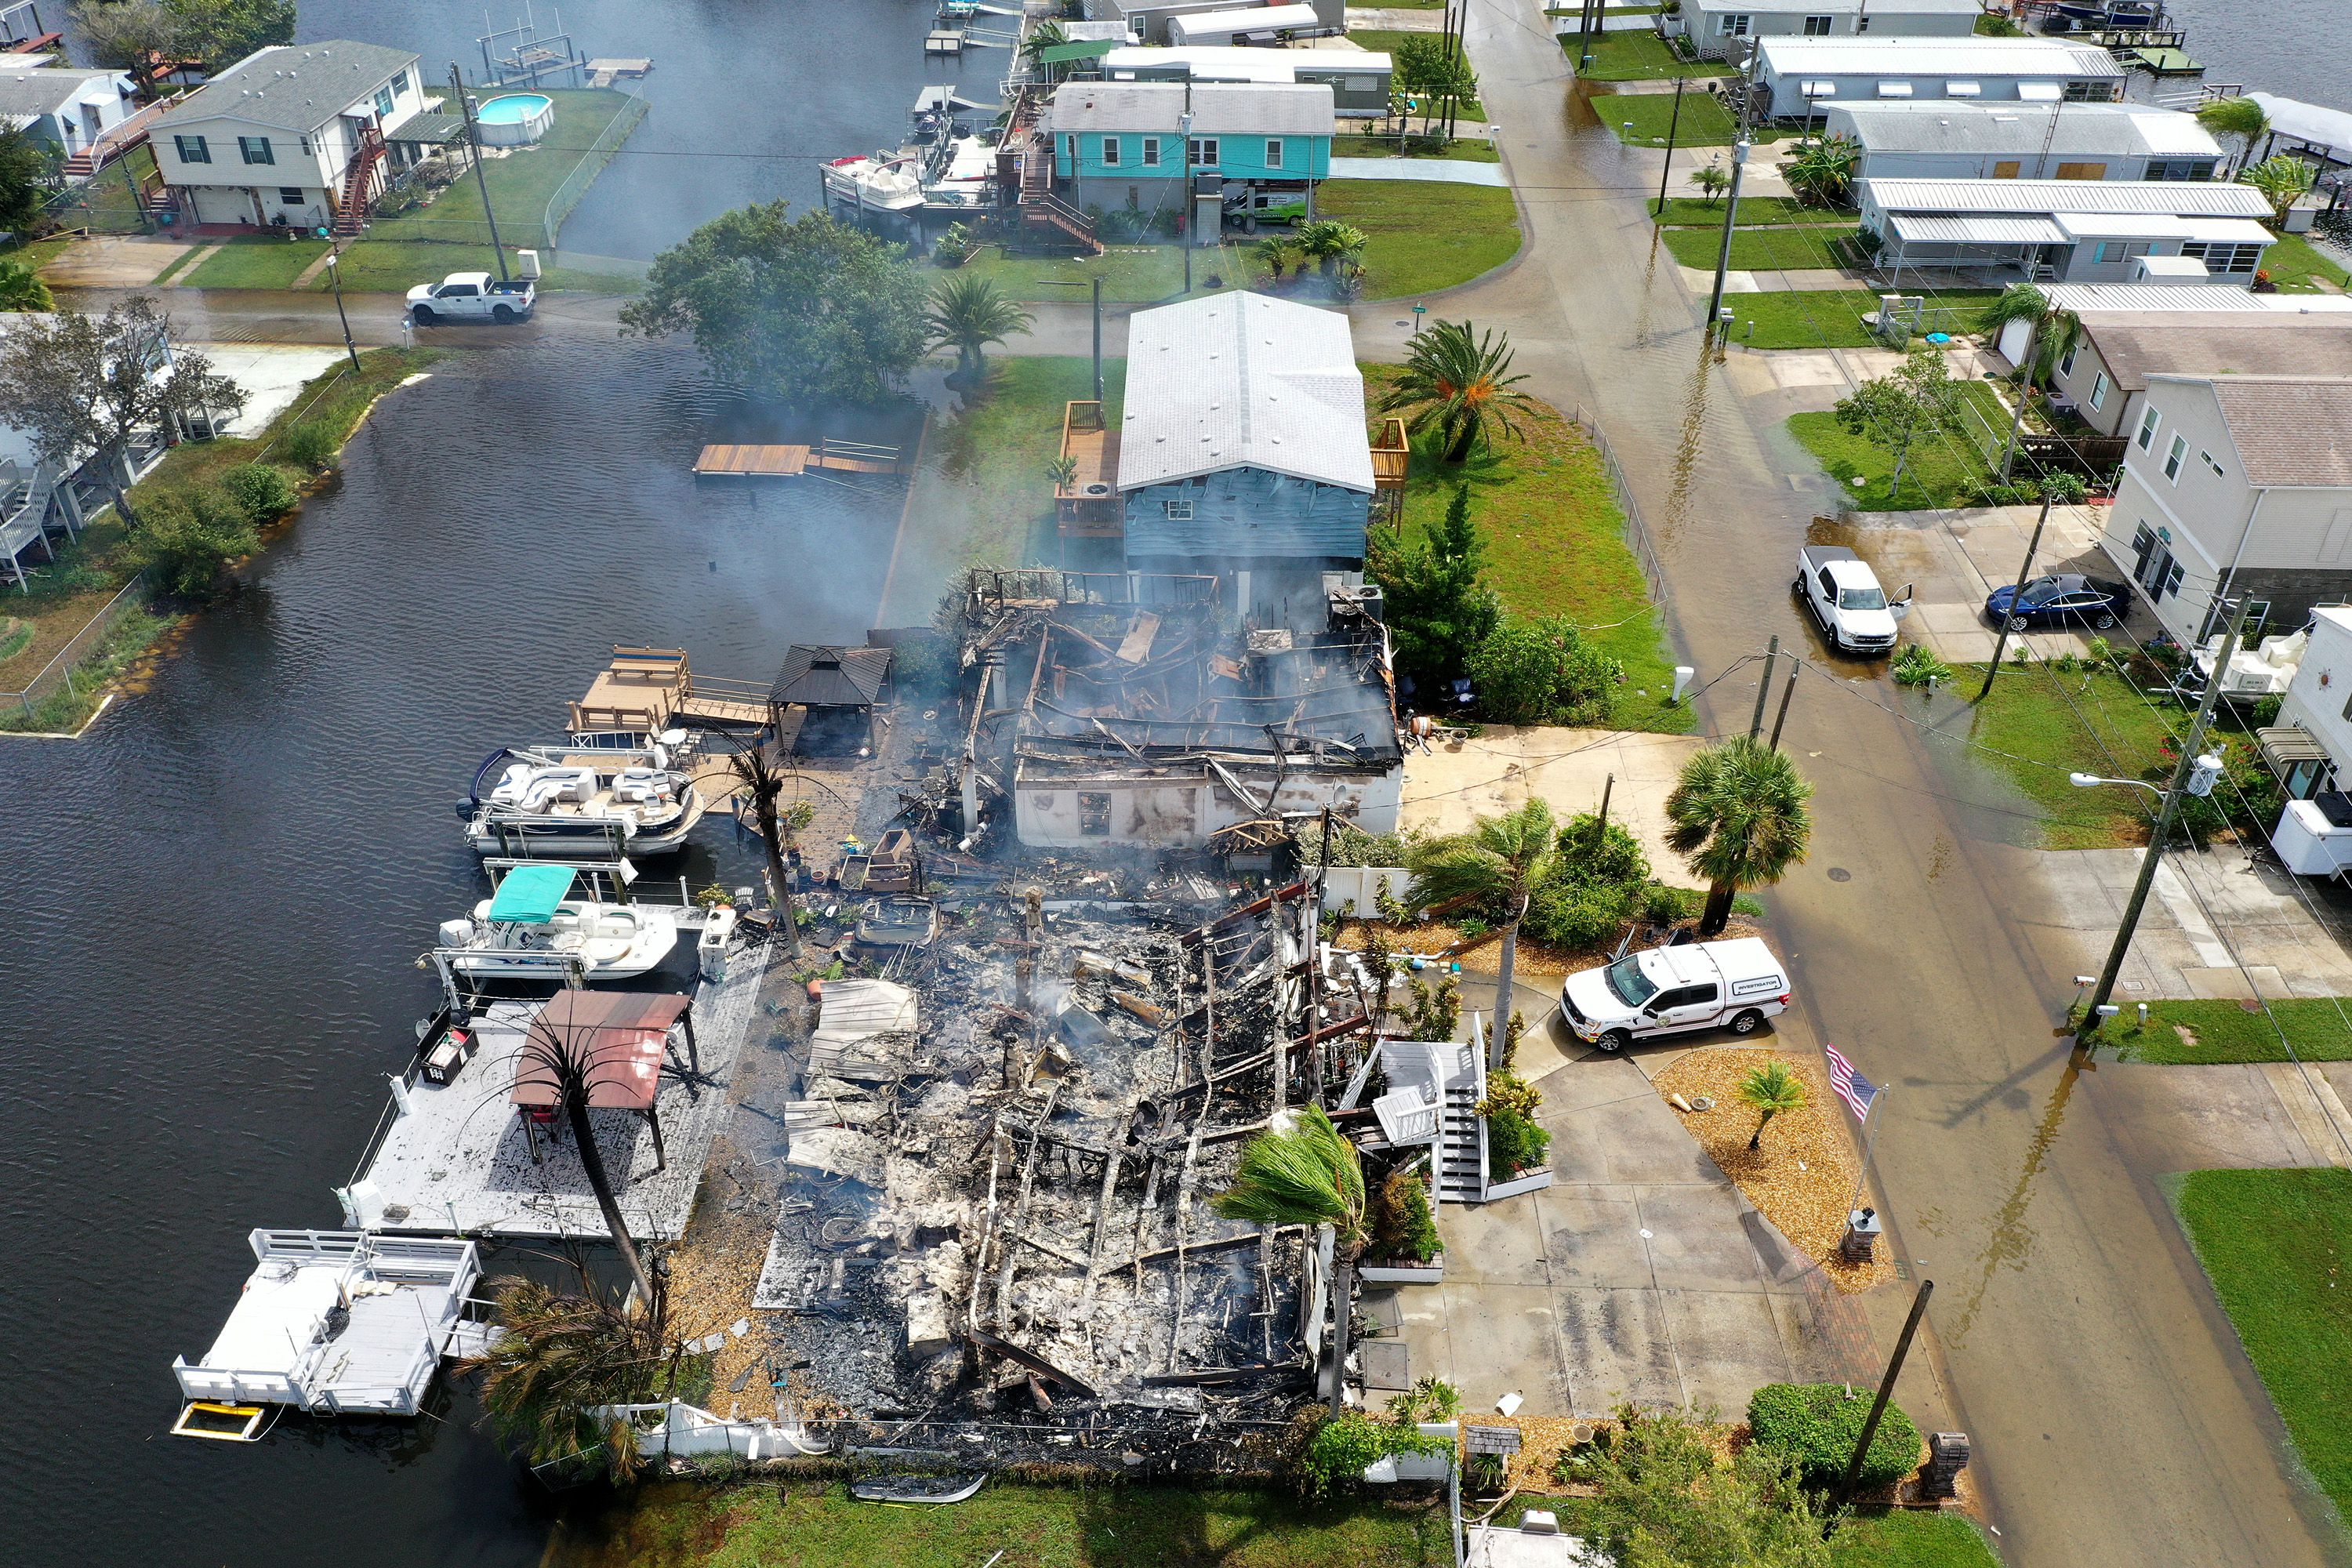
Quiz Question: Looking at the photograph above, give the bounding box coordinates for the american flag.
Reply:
[1824,1044,1878,1122]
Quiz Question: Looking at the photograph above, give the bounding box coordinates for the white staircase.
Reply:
[1434,1040,1486,1205]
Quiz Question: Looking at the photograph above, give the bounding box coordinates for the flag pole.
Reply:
[1842,1081,1888,1220]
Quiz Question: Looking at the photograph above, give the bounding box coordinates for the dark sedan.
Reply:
[1984,574,2132,631]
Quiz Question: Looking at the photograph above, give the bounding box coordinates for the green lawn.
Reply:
[1959,660,2178,848]
[1601,88,1741,147]
[2096,997,2352,1063]
[180,234,637,294]
[2177,1169,2352,1526]
[1652,196,1857,226]
[1663,222,1852,272]
[1319,180,1522,298]
[550,1479,1452,1568]
[1831,1510,2005,1567]
[1722,288,2002,350]
[1334,132,1502,163]
[925,354,1129,572]
[1563,29,1739,80]
[2263,231,2351,293]
[1369,365,1688,731]
[1785,381,2009,510]
[363,87,635,249]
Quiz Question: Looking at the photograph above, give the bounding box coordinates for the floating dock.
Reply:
[693,438,908,480]
[569,644,771,731]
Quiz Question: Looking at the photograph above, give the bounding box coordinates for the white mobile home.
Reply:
[1753,37,2125,122]
[1098,45,1393,116]
[1825,100,2222,183]
[1671,0,1980,63]
[0,56,136,160]
[1858,175,2275,283]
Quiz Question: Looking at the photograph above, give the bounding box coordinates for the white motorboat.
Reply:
[436,866,680,982]
[822,152,927,212]
[459,736,706,856]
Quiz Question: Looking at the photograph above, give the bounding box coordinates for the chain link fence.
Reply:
[2,570,152,728]
[1572,404,1666,604]
[543,85,648,251]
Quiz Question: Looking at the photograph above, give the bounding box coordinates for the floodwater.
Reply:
[0,339,910,1566]
[2161,0,2352,112]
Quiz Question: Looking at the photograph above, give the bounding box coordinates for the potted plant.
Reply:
[1359,1167,1445,1283]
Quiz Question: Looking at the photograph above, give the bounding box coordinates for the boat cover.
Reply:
[488,865,578,923]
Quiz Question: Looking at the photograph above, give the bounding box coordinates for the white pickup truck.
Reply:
[1794,544,1910,656]
[406,272,535,324]
[1559,937,1791,1053]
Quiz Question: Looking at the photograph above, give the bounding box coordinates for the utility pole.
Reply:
[1766,666,1798,750]
[2073,593,2253,1047]
[452,63,510,281]
[1656,76,1686,212]
[1837,1279,1934,1506]
[325,245,362,372]
[1705,42,1763,346]
[1977,488,2056,701]
[1748,634,1779,739]
[1090,274,1103,404]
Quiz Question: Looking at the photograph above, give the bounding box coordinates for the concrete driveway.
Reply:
[1834,501,2143,665]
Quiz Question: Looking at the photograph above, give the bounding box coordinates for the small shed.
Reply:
[769,644,892,753]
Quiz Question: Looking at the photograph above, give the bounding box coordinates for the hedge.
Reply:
[1746,1382,1921,1493]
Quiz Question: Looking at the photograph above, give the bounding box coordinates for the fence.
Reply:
[30,151,154,237]
[2,570,152,728]
[1571,404,1667,604]
[544,87,649,251]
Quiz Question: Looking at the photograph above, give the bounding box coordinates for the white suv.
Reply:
[1559,938,1791,1052]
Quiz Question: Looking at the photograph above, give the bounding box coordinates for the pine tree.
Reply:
[1370,484,1501,698]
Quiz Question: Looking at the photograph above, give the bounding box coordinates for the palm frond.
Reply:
[1664,737,1813,892]
[1213,1106,1366,1245]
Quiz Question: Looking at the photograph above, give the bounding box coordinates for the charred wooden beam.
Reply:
[963,1326,1099,1399]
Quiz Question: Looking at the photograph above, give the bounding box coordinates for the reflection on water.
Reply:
[0,341,906,1564]
[1940,1050,2085,1348]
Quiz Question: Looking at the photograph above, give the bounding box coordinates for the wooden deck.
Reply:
[571,644,771,732]
[693,441,907,480]
[1056,401,1123,537]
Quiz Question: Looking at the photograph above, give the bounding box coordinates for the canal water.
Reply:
[2161,0,2352,114]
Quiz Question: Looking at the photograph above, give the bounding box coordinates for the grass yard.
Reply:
[1720,287,2000,349]
[1831,1510,2005,1567]
[1601,88,1741,147]
[1958,660,2177,848]
[1651,196,1856,227]
[1367,366,1688,731]
[924,354,1129,572]
[1663,222,1851,272]
[1334,132,1502,163]
[1784,379,2007,510]
[2176,1169,2352,1525]
[1563,29,1739,80]
[1347,31,1487,118]
[550,1479,1453,1568]
[1319,180,1522,298]
[180,234,640,294]
[2263,231,2352,294]
[364,88,635,249]
[2095,997,2352,1063]
[956,242,1251,304]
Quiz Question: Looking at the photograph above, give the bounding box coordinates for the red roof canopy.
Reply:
[511,992,690,1114]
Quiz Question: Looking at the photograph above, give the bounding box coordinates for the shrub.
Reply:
[1469,615,1621,726]
[1388,1376,1461,1425]
[931,222,977,267]
[1479,1071,1551,1176]
[1524,811,1651,949]
[1369,1169,1443,1262]
[1891,644,1951,688]
[887,633,955,698]
[1523,876,1628,949]
[220,462,299,523]
[1746,1381,1922,1493]
[1645,882,1697,926]
[1296,1410,1447,1496]
[2253,694,2284,726]
[278,421,341,470]
[1398,975,1460,1042]
[132,486,259,598]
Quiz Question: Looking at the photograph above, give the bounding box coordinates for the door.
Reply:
[1646,983,1722,1033]
[2135,539,2177,599]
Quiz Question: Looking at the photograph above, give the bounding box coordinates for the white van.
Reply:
[1559,938,1791,1052]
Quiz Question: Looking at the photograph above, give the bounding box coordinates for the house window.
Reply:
[1164,497,1194,521]
[1076,792,1112,837]
[299,134,311,155]
[1141,135,1161,167]
[1102,135,1121,167]
[2088,372,2109,412]
[173,133,210,164]
[1856,15,1872,30]
[1991,160,2022,179]
[1265,137,1283,169]
[1189,136,1218,167]
[278,187,304,205]
[2091,241,2150,264]
[2183,240,2261,274]
[2058,342,2080,377]
[1717,13,1751,36]
[2201,449,2224,478]
[2164,433,2187,482]
[2135,407,2161,450]
[238,136,274,165]
[375,84,396,117]
[1802,14,1834,34]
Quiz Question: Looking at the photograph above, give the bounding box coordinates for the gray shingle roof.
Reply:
[1119,292,1372,493]
[1829,101,2219,159]
[1049,79,1334,136]
[2085,318,2352,394]
[2199,376,2352,488]
[0,67,123,118]
[771,644,891,708]
[175,41,419,132]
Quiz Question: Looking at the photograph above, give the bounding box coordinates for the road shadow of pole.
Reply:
[1941,1047,2085,1349]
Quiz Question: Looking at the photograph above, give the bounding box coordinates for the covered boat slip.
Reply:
[172,1230,480,1417]
[343,942,770,1241]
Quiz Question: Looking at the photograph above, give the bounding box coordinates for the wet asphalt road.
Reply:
[1444,3,2346,1564]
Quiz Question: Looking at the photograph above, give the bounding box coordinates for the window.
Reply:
[2088,372,2109,412]
[173,133,210,164]
[1164,497,1193,521]
[1802,14,1834,34]
[299,134,310,155]
[1265,137,1283,169]
[1716,14,1751,38]
[2183,240,2262,274]
[2092,240,2151,265]
[1141,135,1161,167]
[277,187,303,205]
[2058,342,2080,377]
[2053,161,2107,180]
[2201,449,2225,478]
[238,135,274,165]
[1991,160,2022,179]
[2063,80,2116,103]
[1076,792,1112,837]
[1188,136,1218,167]
[1101,135,1121,167]
[2147,158,2216,181]
[374,83,396,117]
[2136,407,2161,450]
[2164,434,2187,481]
[1856,14,1871,29]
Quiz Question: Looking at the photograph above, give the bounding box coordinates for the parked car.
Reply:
[1794,544,1911,655]
[1983,573,2130,632]
[406,272,535,324]
[1558,937,1791,1053]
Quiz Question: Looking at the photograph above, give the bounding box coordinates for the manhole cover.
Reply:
[1827,867,1852,883]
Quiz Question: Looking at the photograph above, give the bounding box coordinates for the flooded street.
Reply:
[0,342,907,1565]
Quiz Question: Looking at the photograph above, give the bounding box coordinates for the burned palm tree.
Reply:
[470,1275,672,1484]
[730,743,805,961]
[516,1004,659,1308]
[1214,1107,1367,1414]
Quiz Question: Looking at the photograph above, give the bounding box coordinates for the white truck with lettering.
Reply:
[1558,938,1791,1053]
[1794,544,1910,656]
[406,272,535,324]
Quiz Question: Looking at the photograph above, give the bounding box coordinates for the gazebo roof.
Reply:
[771,644,891,708]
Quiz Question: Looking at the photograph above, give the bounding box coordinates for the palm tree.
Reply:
[926,274,1033,383]
[1376,320,1541,464]
[1020,19,1069,82]
[729,745,805,962]
[1689,161,1731,205]
[1664,736,1813,938]
[1780,133,1862,208]
[1294,219,1367,283]
[1976,284,2082,484]
[1254,232,1294,282]
[515,1009,660,1307]
[2241,154,2318,226]
[1406,799,1558,1066]
[1738,1061,1808,1152]
[2196,96,2269,176]
[470,1276,672,1483]
[1214,1107,1367,1414]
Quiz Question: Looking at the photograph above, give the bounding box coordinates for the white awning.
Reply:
[2018,82,2063,102]
[1945,80,1982,96]
[1802,80,1838,98]
[1889,212,2069,245]
[1877,81,1915,98]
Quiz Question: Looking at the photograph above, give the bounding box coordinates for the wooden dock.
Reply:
[570,644,771,731]
[693,437,909,480]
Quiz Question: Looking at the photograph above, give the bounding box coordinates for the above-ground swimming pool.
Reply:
[476,93,554,146]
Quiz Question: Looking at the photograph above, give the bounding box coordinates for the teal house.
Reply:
[1047,81,1334,225]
